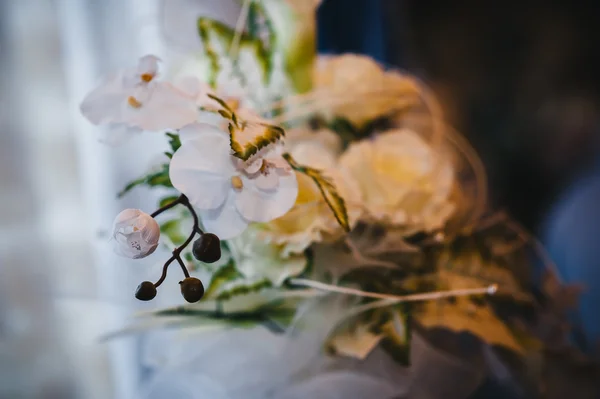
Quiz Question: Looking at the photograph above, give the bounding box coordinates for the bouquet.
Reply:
[80,1,596,397]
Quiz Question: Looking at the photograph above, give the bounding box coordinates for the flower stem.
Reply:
[229,0,252,59]
[150,195,184,218]
[152,194,202,287]
[288,278,497,303]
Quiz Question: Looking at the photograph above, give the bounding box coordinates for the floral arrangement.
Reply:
[80,1,595,397]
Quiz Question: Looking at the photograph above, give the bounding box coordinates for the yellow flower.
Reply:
[261,140,362,256]
[339,129,455,234]
[313,54,420,127]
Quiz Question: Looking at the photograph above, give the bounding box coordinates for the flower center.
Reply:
[127,96,143,108]
[259,159,276,177]
[140,73,154,83]
[231,176,244,190]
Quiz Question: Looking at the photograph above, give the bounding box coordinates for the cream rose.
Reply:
[339,129,455,234]
[313,54,420,127]
[261,140,362,256]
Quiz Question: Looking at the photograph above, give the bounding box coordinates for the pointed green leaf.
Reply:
[160,219,186,246]
[117,163,172,198]
[378,307,411,366]
[159,195,181,208]
[203,261,243,299]
[197,18,271,88]
[165,132,181,153]
[283,153,350,231]
[229,119,285,161]
[247,1,275,52]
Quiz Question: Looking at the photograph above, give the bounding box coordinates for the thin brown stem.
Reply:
[151,194,203,288]
[175,255,191,279]
[151,195,184,218]
[154,257,176,287]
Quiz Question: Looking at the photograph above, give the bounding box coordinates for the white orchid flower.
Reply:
[112,209,160,259]
[80,55,200,137]
[169,123,298,239]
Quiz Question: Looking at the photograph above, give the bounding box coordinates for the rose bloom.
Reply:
[339,129,455,235]
[313,54,420,127]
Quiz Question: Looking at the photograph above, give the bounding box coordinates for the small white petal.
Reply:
[199,193,249,240]
[173,75,202,100]
[137,55,161,76]
[244,158,263,174]
[235,170,298,223]
[80,71,128,126]
[254,171,280,190]
[125,82,198,130]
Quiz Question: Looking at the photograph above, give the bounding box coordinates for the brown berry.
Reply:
[179,277,205,303]
[135,281,157,301]
[192,233,221,263]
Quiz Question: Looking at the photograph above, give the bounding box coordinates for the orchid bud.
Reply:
[112,209,160,259]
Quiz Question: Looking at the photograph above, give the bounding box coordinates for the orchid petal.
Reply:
[137,55,160,76]
[254,171,279,190]
[177,123,225,144]
[199,194,249,240]
[235,170,298,223]
[80,71,128,126]
[169,132,235,210]
[125,82,197,130]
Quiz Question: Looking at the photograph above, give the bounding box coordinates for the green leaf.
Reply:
[415,270,524,354]
[247,1,275,52]
[203,262,243,299]
[202,260,274,301]
[160,219,186,246]
[227,226,309,287]
[197,18,271,88]
[159,195,180,208]
[229,120,285,161]
[117,163,172,198]
[166,132,181,153]
[283,153,350,232]
[378,307,411,365]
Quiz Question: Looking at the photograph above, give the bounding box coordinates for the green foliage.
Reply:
[229,119,285,161]
[159,195,181,208]
[197,18,272,88]
[117,163,172,198]
[283,153,350,231]
[164,132,181,158]
[159,219,186,246]
[378,307,412,365]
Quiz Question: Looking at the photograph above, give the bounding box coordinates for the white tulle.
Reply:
[138,297,483,399]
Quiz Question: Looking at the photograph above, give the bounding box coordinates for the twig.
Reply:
[152,194,203,287]
[288,277,496,303]
[229,0,252,60]
[151,195,184,218]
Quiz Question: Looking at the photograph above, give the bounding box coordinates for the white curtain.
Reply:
[0,0,245,398]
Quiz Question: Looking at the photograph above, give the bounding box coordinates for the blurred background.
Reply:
[1,0,600,397]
